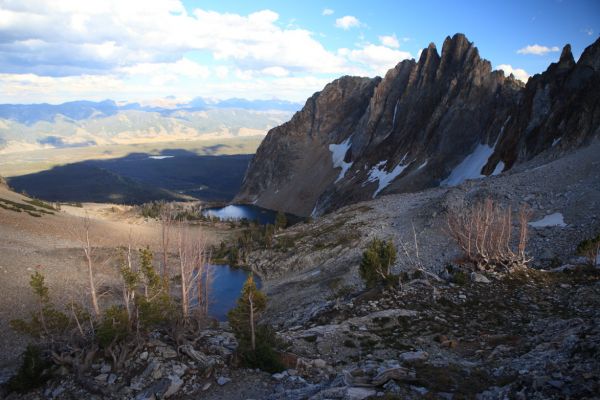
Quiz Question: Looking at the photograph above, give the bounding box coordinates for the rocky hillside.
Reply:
[236,34,600,216]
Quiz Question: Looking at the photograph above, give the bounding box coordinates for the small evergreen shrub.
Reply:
[229,275,282,372]
[275,211,287,230]
[452,271,468,285]
[6,345,52,393]
[96,306,129,347]
[576,233,600,266]
[359,238,397,288]
[236,325,284,373]
[10,271,70,338]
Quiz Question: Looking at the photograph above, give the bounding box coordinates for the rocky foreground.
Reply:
[4,264,598,400]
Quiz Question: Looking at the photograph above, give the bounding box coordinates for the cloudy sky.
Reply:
[0,0,598,104]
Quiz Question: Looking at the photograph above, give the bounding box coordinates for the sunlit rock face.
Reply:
[237,34,600,216]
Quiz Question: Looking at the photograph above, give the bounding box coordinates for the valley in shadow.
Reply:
[7,150,253,204]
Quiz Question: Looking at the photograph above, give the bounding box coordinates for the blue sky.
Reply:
[0,0,598,104]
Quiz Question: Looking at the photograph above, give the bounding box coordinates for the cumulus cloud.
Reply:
[496,64,529,82]
[260,66,290,77]
[0,2,346,76]
[0,1,416,103]
[214,66,229,79]
[379,34,400,48]
[0,73,125,103]
[322,8,334,16]
[335,16,360,30]
[517,44,560,56]
[0,70,334,104]
[339,44,411,76]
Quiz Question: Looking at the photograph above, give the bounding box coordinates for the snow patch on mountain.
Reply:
[492,161,505,175]
[441,143,495,186]
[329,138,353,183]
[366,157,409,198]
[529,212,567,228]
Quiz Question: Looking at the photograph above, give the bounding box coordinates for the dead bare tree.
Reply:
[176,222,208,321]
[447,197,532,270]
[119,228,139,326]
[80,216,101,317]
[398,223,425,271]
[198,258,213,318]
[160,203,175,287]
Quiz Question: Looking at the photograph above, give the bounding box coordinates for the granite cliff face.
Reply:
[236,34,600,216]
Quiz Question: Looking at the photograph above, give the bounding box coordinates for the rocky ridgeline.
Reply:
[236,34,600,216]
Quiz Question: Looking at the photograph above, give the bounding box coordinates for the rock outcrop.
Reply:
[236,34,600,216]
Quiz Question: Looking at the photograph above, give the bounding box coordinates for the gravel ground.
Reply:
[256,140,600,328]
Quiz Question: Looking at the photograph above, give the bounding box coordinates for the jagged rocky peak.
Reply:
[440,33,475,67]
[559,44,575,65]
[236,34,600,217]
[578,36,600,70]
[236,74,378,215]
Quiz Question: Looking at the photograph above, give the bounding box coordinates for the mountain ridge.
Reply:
[236,33,600,216]
[0,97,302,125]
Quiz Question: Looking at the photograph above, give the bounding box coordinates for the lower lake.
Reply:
[202,204,302,225]
[205,264,261,321]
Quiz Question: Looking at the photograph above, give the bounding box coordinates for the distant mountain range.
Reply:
[0,98,301,153]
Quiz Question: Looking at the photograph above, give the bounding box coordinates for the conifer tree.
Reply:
[228,274,266,351]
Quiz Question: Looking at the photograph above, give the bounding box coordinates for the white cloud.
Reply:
[0,73,125,103]
[214,66,229,79]
[335,16,360,30]
[120,58,210,80]
[379,34,400,48]
[340,44,412,76]
[517,44,560,56]
[496,64,529,83]
[0,2,346,75]
[260,66,290,77]
[0,71,333,104]
[584,28,594,36]
[0,1,417,103]
[322,8,334,16]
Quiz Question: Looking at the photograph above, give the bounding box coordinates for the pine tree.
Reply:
[228,274,266,351]
[275,211,287,231]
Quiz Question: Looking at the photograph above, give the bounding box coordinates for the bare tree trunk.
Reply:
[83,217,100,317]
[70,302,85,338]
[160,205,173,288]
[123,236,136,326]
[203,263,213,317]
[178,223,190,320]
[177,222,208,322]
